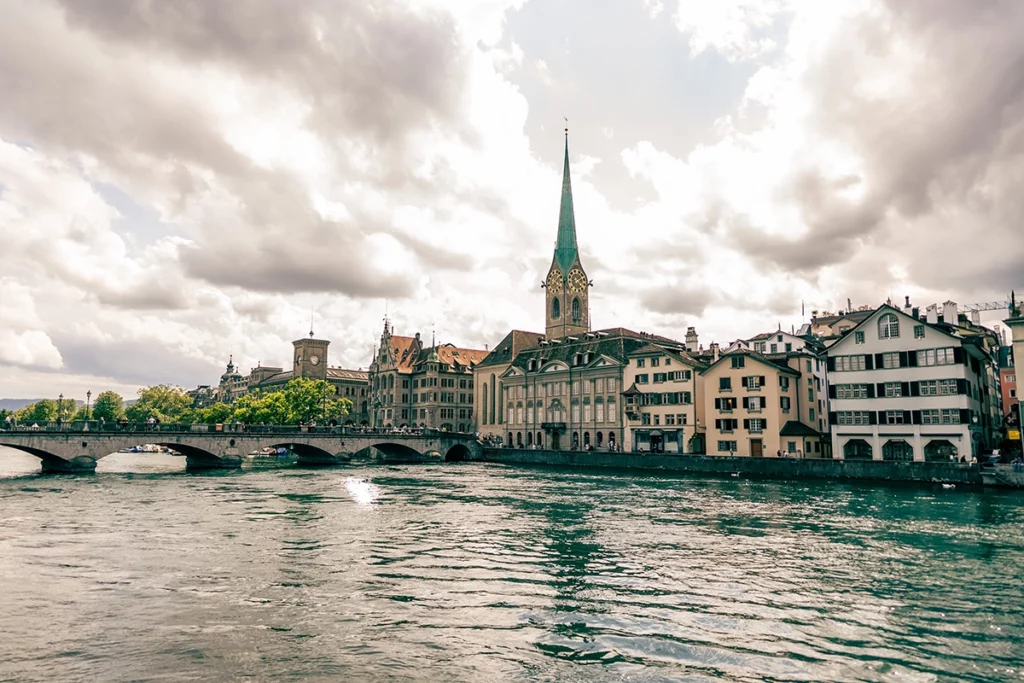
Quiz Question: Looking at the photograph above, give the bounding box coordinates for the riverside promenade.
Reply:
[472,447,989,487]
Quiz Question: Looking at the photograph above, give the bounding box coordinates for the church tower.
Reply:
[544,130,590,339]
[293,331,330,381]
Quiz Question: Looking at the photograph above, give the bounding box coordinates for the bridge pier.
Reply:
[41,456,97,475]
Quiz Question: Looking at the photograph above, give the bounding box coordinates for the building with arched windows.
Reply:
[826,302,1001,462]
[474,132,695,451]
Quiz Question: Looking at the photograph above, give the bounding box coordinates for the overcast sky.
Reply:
[1,0,1022,400]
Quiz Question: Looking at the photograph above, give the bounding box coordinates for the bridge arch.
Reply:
[371,442,425,462]
[444,444,470,462]
[0,442,91,474]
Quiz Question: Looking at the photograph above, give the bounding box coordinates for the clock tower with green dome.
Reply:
[544,130,591,339]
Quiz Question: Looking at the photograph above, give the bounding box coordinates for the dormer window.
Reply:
[879,313,900,339]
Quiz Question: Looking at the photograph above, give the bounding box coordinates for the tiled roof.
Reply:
[478,329,545,367]
[327,368,369,382]
[700,349,800,376]
[509,328,684,370]
[779,420,821,437]
[388,335,421,373]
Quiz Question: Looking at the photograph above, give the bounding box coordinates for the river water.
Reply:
[0,449,1022,682]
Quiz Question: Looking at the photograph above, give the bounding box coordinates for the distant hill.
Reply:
[0,398,83,410]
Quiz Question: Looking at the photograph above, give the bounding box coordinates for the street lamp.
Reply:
[58,393,64,424]
[86,390,92,421]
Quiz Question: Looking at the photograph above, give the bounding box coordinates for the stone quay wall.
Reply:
[473,448,984,486]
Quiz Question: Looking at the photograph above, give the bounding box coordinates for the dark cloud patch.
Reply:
[55,0,466,150]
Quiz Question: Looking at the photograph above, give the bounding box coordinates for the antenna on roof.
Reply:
[309,307,314,338]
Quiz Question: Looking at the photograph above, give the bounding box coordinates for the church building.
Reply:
[474,131,693,450]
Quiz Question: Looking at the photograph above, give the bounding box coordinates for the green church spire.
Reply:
[553,131,578,274]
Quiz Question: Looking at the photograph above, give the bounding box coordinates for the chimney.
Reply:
[926,304,938,324]
[943,301,958,326]
[685,326,699,353]
[904,296,913,315]
[710,342,720,362]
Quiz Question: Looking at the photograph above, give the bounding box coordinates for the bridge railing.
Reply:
[0,421,469,439]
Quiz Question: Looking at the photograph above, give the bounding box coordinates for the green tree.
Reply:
[0,408,13,426]
[282,378,350,424]
[231,391,290,425]
[72,406,90,421]
[196,402,233,424]
[16,399,58,423]
[55,397,77,421]
[91,391,125,422]
[125,385,193,423]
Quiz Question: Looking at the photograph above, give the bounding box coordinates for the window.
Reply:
[754,342,766,352]
[607,378,617,393]
[914,325,925,339]
[636,374,649,384]
[666,414,675,426]
[651,358,660,367]
[881,352,900,369]
[938,379,958,395]
[837,411,872,425]
[571,297,581,323]
[809,408,815,421]
[665,358,671,366]
[770,344,778,353]
[806,360,812,372]
[744,376,763,390]
[780,396,791,412]
[807,388,814,402]
[1012,389,1018,399]
[940,409,961,424]
[677,413,687,425]
[583,403,592,422]
[718,441,738,453]
[921,409,940,425]
[884,382,903,398]
[835,356,868,370]
[719,377,732,391]
[642,413,651,425]
[919,380,938,396]
[595,378,604,393]
[855,331,865,344]
[716,418,738,433]
[780,377,790,391]
[837,384,870,399]
[653,373,667,383]
[653,414,660,425]
[785,343,792,352]
[636,358,645,368]
[879,313,900,339]
[748,418,764,433]
[731,356,745,368]
[917,347,956,366]
[884,410,905,425]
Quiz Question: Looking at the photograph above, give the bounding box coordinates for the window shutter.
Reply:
[901,382,911,397]
[873,353,884,368]
[867,384,876,398]
[953,347,965,364]
[959,409,971,425]
[714,398,721,409]
[828,385,837,399]
[759,375,766,386]
[910,381,920,397]
[715,419,722,429]
[875,383,884,397]
[868,412,877,425]
[743,419,750,430]
[908,352,918,367]
[877,410,887,424]
[899,351,909,367]
[903,410,912,424]
[865,354,875,370]
[827,357,836,372]
[912,410,922,425]
[956,379,967,395]
[829,411,837,424]
[760,396,767,408]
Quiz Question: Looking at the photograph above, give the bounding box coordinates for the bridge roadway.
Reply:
[0,423,481,473]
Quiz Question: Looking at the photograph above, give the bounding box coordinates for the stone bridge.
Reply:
[0,425,481,473]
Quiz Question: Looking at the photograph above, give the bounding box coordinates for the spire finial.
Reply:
[309,307,314,338]
[564,116,568,135]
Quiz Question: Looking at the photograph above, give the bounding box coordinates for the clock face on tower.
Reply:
[309,355,320,366]
[546,270,562,290]
[568,269,587,293]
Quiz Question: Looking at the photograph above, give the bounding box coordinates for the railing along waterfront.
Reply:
[0,421,454,438]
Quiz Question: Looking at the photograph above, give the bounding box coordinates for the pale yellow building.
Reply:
[622,344,707,453]
[702,350,827,457]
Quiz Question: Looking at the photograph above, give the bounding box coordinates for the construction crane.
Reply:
[961,300,1012,313]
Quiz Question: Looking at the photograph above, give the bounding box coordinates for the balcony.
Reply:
[718,385,733,393]
[746,405,762,413]
[744,383,762,392]
[719,407,733,414]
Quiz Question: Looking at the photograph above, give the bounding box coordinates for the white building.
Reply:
[622,344,706,453]
[826,304,996,462]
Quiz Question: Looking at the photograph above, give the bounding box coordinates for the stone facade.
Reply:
[368,322,487,432]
